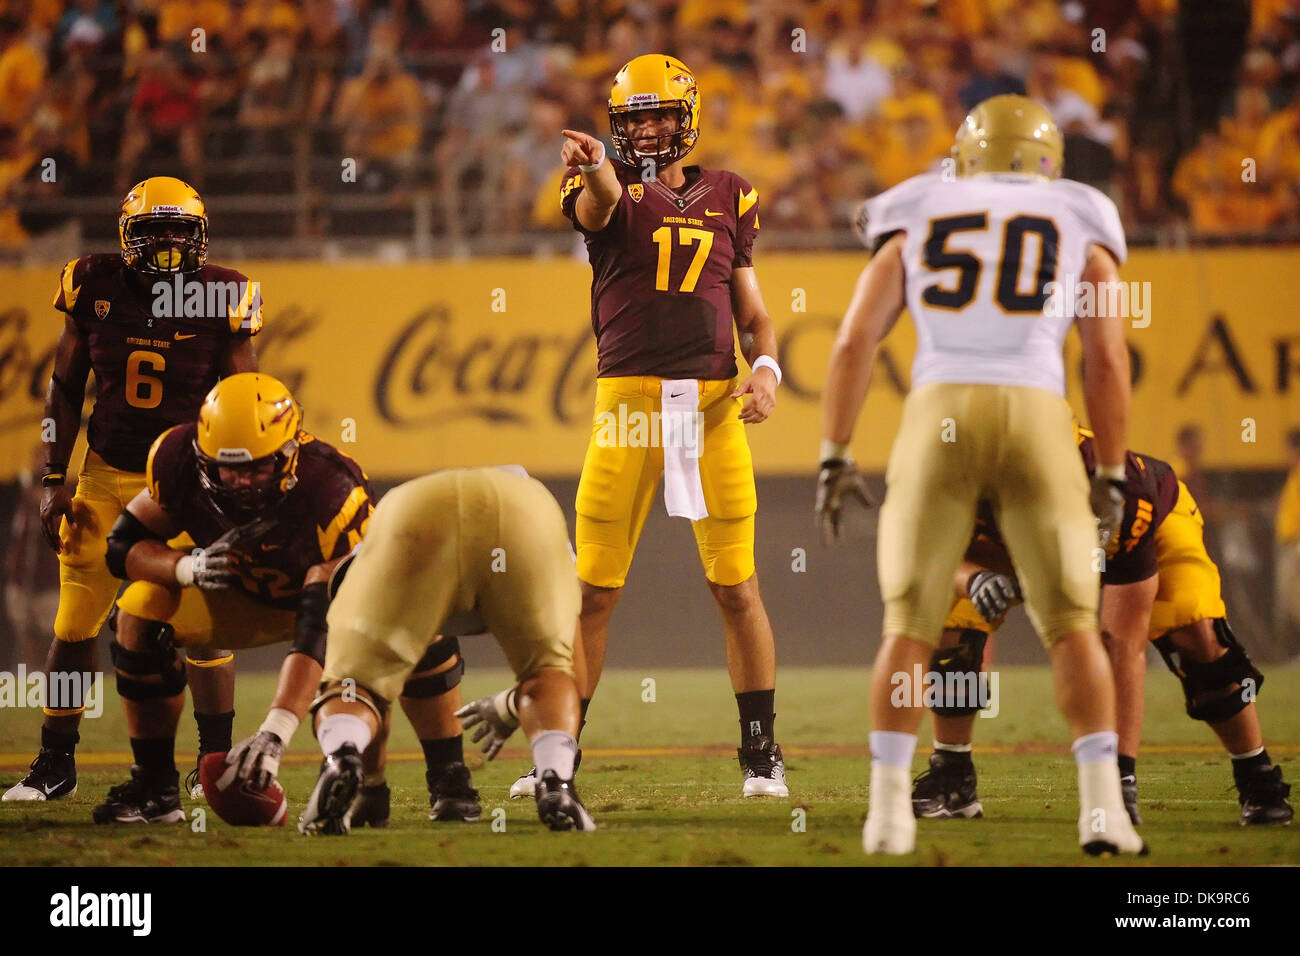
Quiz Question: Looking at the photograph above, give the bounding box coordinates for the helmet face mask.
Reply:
[607,54,700,168]
[195,440,299,524]
[123,214,207,274]
[193,373,302,526]
[610,104,692,167]
[118,177,209,274]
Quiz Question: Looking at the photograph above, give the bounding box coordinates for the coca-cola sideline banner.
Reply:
[1,249,1297,480]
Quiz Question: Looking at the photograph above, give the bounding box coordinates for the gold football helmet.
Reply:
[952,95,1063,179]
[608,54,700,166]
[118,176,208,274]
[194,373,302,521]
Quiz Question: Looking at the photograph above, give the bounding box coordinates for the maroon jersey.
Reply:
[54,254,262,473]
[562,161,759,380]
[146,426,372,609]
[972,434,1181,586]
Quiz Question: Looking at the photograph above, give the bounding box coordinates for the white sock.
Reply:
[867,762,914,823]
[1073,732,1129,840]
[317,714,373,756]
[869,730,917,768]
[1231,746,1265,761]
[1071,730,1118,765]
[531,730,579,780]
[935,740,972,753]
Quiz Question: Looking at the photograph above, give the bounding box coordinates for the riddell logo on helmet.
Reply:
[150,205,185,214]
[626,93,659,106]
[216,448,254,462]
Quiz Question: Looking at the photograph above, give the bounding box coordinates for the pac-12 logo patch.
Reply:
[628,184,643,202]
[94,300,111,319]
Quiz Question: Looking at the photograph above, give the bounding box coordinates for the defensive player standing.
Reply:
[818,95,1144,855]
[4,178,258,804]
[516,54,785,798]
[92,374,372,822]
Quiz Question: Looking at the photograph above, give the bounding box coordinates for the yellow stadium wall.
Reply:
[2,248,1298,481]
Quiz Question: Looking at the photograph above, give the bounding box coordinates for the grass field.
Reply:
[1,666,1296,866]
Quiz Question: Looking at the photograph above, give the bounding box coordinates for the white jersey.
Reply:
[860,171,1126,396]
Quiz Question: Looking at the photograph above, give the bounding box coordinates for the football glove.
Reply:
[184,514,279,590]
[456,687,520,761]
[816,459,875,545]
[224,730,285,792]
[1089,474,1126,553]
[967,570,1021,624]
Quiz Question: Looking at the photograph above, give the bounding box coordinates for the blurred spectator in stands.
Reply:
[410,0,493,104]
[157,0,233,45]
[239,29,302,156]
[302,0,348,145]
[435,51,528,237]
[0,123,37,247]
[334,48,424,189]
[0,13,46,131]
[824,31,892,122]
[1172,124,1283,235]
[4,448,60,668]
[1275,428,1300,655]
[54,0,119,57]
[958,35,1027,110]
[15,93,83,236]
[117,46,204,191]
[503,96,564,233]
[863,66,950,189]
[237,0,302,45]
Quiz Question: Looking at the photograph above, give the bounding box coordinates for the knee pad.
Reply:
[928,629,990,717]
[1154,618,1264,723]
[110,623,187,700]
[401,637,464,699]
[309,680,386,729]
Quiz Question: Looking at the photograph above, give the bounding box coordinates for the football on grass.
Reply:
[198,751,287,826]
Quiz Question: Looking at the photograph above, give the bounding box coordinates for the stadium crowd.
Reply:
[1,0,1299,246]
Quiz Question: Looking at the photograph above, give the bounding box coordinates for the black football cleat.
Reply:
[91,767,184,824]
[911,751,983,819]
[3,748,77,802]
[428,762,481,822]
[350,782,391,829]
[738,736,789,797]
[535,769,596,831]
[1120,772,1141,826]
[1236,764,1293,826]
[298,744,364,836]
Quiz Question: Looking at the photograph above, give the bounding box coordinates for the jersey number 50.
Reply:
[921,213,1059,313]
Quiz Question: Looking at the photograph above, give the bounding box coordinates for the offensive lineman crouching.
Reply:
[301,467,594,834]
[93,373,372,823]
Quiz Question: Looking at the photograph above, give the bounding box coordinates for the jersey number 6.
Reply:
[921,213,1059,313]
[125,350,165,409]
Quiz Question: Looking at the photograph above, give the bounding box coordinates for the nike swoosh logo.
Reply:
[174,332,197,340]
[42,780,65,795]
[667,390,686,398]
[704,209,724,217]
